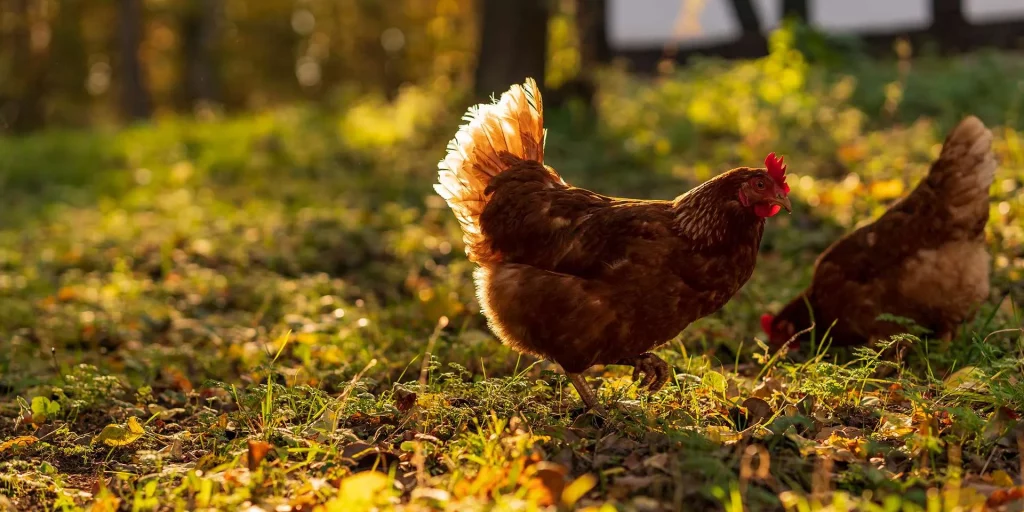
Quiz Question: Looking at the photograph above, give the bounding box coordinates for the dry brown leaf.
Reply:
[642,452,671,472]
[247,439,273,470]
[752,378,783,399]
[394,387,418,412]
[526,461,567,506]
[815,426,864,442]
[597,434,638,455]
[611,475,656,491]
[742,397,774,426]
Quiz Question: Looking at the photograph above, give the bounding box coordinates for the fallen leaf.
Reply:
[742,397,774,427]
[597,433,638,455]
[705,425,741,444]
[394,386,417,412]
[944,366,987,392]
[752,378,783,399]
[0,436,38,454]
[92,417,145,447]
[815,426,864,442]
[247,439,272,470]
[702,371,727,395]
[147,404,184,421]
[164,438,183,461]
[991,470,1015,488]
[983,407,1018,442]
[561,474,597,507]
[526,461,567,506]
[622,452,643,471]
[337,471,391,506]
[642,452,671,472]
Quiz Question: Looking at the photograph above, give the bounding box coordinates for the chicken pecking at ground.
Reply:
[435,78,792,412]
[762,116,996,352]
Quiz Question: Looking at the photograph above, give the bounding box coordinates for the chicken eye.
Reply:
[755,180,765,190]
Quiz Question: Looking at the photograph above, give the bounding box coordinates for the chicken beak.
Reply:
[772,194,792,213]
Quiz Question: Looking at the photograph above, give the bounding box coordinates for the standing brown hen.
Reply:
[763,116,996,351]
[435,78,792,412]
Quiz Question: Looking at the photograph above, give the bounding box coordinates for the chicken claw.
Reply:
[617,353,670,393]
[567,372,607,415]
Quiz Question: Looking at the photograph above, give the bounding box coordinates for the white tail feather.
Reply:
[434,78,552,263]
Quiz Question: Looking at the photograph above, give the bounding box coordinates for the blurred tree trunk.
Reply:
[474,0,549,100]
[543,0,609,110]
[3,0,49,132]
[726,0,766,57]
[50,0,89,126]
[118,0,151,121]
[781,0,809,23]
[728,0,761,35]
[931,0,967,51]
[577,0,609,70]
[182,0,221,109]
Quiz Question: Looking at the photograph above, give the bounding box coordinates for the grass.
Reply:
[1,31,1024,511]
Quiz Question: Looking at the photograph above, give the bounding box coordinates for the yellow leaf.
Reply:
[702,371,727,395]
[944,366,987,391]
[705,425,741,444]
[992,470,1015,488]
[561,473,596,507]
[0,436,38,453]
[329,472,392,510]
[93,417,145,447]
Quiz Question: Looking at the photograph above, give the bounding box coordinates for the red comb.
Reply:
[760,313,774,335]
[765,153,790,194]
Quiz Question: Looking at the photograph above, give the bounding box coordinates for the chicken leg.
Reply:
[617,353,670,392]
[567,373,607,415]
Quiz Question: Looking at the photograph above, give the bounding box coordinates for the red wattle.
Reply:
[760,313,773,335]
[753,203,781,217]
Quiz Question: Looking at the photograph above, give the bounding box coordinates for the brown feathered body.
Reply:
[436,79,782,375]
[766,116,996,347]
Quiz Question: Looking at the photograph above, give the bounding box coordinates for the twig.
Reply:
[337,358,378,408]
[982,327,1024,346]
[50,347,67,383]
[418,316,450,393]
[980,444,999,475]
[756,322,816,382]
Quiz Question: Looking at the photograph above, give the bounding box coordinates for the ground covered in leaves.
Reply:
[2,33,1024,511]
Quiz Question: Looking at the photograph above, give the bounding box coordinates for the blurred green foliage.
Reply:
[0,0,482,131]
[0,0,593,133]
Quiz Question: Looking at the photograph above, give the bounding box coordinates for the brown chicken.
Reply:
[763,116,995,351]
[435,78,792,411]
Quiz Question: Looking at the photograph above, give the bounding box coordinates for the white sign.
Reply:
[608,0,1024,50]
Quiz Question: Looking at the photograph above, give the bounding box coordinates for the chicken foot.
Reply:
[616,353,670,393]
[567,373,607,415]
